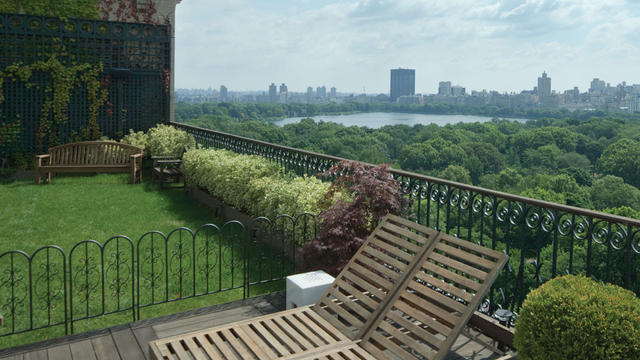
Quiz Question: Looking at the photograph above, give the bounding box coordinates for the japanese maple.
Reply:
[300,161,410,275]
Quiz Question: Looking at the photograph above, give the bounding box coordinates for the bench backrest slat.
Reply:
[47,141,141,166]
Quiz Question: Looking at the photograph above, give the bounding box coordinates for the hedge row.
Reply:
[181,148,332,218]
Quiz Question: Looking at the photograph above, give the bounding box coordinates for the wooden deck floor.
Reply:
[0,292,508,360]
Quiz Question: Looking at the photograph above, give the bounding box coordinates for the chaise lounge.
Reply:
[149,214,509,360]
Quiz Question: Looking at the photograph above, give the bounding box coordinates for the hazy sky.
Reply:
[175,0,640,94]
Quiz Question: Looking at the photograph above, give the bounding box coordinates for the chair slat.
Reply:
[435,242,497,271]
[236,326,277,359]
[429,252,488,281]
[421,261,481,292]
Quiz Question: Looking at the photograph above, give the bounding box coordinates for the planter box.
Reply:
[187,185,254,225]
[187,186,300,261]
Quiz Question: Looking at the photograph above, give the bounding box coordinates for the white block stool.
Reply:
[286,270,335,309]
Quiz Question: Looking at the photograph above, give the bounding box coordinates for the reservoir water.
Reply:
[273,112,524,129]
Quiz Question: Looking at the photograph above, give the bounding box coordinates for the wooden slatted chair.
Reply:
[148,215,508,360]
[358,231,509,360]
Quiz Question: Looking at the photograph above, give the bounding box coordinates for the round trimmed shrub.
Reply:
[146,124,195,157]
[514,275,640,360]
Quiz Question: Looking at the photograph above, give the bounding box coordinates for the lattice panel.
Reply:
[0,13,169,69]
[0,12,169,156]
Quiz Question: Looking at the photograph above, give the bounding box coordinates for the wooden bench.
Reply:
[35,141,143,184]
[149,214,509,360]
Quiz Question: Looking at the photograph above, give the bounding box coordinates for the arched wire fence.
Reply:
[0,214,318,342]
[173,122,640,323]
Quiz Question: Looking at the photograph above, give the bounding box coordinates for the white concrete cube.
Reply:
[286,270,335,309]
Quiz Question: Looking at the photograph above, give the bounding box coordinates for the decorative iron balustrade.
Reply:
[0,214,317,345]
[173,121,640,317]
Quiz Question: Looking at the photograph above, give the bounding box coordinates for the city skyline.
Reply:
[175,0,640,94]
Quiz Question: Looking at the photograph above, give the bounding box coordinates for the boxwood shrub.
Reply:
[181,148,332,218]
[514,275,640,360]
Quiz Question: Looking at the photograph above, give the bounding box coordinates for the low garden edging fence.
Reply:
[0,214,317,348]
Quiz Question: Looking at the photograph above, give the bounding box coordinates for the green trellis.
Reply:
[0,12,170,159]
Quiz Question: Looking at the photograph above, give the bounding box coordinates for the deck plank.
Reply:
[1,355,23,360]
[132,326,158,360]
[152,304,268,339]
[112,328,145,360]
[48,345,72,360]
[69,339,97,360]
[23,350,47,360]
[91,335,121,360]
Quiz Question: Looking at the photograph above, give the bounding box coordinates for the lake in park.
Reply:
[273,112,525,129]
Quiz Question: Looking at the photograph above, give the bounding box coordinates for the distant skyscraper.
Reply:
[438,81,452,96]
[330,87,337,99]
[306,86,314,101]
[219,85,228,100]
[590,78,606,93]
[279,83,288,103]
[537,72,551,98]
[390,68,415,102]
[269,83,277,103]
[317,86,327,98]
[451,85,466,97]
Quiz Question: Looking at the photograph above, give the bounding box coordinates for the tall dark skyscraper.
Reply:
[390,68,415,102]
[219,85,228,100]
[268,83,277,103]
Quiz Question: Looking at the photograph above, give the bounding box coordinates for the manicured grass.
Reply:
[0,171,291,349]
[0,172,216,254]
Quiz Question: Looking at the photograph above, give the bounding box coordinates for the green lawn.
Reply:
[0,171,291,349]
[0,172,216,254]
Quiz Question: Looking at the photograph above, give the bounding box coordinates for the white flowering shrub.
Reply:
[146,124,196,157]
[120,129,148,156]
[181,148,332,217]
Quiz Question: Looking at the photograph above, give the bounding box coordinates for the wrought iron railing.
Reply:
[0,214,317,345]
[173,122,640,316]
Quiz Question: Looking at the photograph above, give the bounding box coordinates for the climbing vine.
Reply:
[0,0,100,20]
[0,57,108,151]
[100,0,165,25]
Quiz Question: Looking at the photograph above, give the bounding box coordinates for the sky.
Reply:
[174,0,640,94]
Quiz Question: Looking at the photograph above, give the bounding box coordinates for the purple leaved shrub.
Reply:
[300,160,410,275]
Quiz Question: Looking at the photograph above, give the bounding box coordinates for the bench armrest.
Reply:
[130,153,142,159]
[35,154,50,167]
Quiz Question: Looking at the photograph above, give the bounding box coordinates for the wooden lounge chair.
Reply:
[149,214,508,360]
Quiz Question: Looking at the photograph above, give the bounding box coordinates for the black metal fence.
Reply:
[0,12,170,157]
[173,122,640,316]
[0,214,317,342]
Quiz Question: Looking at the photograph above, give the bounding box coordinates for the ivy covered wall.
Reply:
[0,10,171,163]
